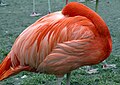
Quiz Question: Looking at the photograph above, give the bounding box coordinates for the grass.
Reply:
[0,0,120,85]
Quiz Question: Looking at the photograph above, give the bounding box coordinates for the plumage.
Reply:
[0,2,112,84]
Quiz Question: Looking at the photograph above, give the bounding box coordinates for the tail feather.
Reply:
[0,56,11,75]
[0,56,30,81]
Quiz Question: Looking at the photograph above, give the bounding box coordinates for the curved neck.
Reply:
[62,2,110,37]
[62,2,112,51]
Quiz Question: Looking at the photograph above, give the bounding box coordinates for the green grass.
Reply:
[0,0,120,85]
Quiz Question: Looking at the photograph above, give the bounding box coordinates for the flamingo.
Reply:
[95,0,99,12]
[0,0,2,4]
[0,2,112,85]
[66,0,68,4]
[30,0,41,17]
[48,0,51,14]
[48,0,67,14]
[78,0,99,12]
[0,0,8,6]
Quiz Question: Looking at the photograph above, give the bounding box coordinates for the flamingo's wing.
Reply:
[37,16,104,76]
[37,38,103,76]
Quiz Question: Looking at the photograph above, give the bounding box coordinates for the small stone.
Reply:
[86,68,99,74]
[21,75,27,79]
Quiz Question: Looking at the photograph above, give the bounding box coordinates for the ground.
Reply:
[0,0,120,85]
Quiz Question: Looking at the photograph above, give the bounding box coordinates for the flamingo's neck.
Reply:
[62,2,112,53]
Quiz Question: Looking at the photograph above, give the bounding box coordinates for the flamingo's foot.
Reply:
[85,68,99,74]
[0,3,8,6]
[30,12,41,17]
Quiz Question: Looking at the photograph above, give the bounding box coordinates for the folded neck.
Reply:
[62,2,112,52]
[62,2,110,38]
